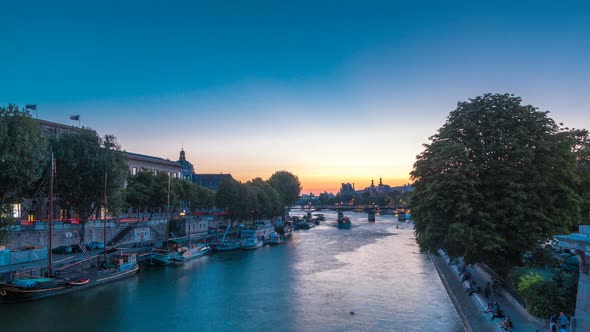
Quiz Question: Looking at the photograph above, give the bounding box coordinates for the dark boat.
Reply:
[337,217,351,229]
[0,158,139,304]
[337,212,351,229]
[0,252,139,304]
[368,211,376,222]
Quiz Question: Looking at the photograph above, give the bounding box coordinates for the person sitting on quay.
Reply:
[460,267,472,282]
[465,280,480,296]
[500,316,513,331]
[490,306,505,320]
[484,302,499,314]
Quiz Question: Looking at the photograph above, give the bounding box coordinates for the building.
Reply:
[177,148,196,181]
[175,149,233,190]
[123,151,181,178]
[37,119,96,137]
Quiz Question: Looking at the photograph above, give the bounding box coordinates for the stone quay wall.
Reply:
[2,220,169,249]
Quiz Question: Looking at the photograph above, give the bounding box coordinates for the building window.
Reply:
[28,213,35,222]
[132,167,137,175]
[11,204,21,218]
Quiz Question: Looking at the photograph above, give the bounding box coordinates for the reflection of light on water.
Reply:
[0,210,462,332]
[290,211,463,331]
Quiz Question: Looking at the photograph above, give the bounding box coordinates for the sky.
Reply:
[1,0,589,194]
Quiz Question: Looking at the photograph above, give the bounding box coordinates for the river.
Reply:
[0,211,463,332]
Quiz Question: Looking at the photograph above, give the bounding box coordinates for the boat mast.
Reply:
[48,153,55,277]
[103,172,108,263]
[166,172,170,250]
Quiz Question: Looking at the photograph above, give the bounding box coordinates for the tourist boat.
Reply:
[241,236,263,250]
[337,212,351,229]
[368,211,376,222]
[0,157,139,304]
[267,232,284,245]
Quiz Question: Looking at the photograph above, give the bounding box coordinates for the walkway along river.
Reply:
[0,211,463,332]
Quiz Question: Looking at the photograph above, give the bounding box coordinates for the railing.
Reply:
[479,263,527,308]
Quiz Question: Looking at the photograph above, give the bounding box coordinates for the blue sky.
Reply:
[2,1,589,193]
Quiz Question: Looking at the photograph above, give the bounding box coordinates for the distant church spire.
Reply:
[379,177,383,186]
[179,148,186,161]
[371,179,374,187]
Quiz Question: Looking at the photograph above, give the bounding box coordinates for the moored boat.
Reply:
[0,252,139,304]
[241,236,263,250]
[173,244,211,262]
[267,232,284,245]
[149,249,180,265]
[212,240,242,251]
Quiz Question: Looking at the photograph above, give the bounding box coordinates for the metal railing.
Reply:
[479,262,527,308]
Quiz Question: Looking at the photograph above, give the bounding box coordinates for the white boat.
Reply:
[241,236,263,250]
[173,244,211,262]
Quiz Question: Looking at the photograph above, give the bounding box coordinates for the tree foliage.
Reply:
[52,129,128,240]
[215,175,286,225]
[0,105,47,243]
[0,105,47,207]
[268,170,302,206]
[411,93,583,267]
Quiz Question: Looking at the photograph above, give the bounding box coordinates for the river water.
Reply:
[0,211,463,332]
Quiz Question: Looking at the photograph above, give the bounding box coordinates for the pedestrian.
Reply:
[559,312,569,330]
[491,277,500,297]
[484,282,491,299]
[549,313,557,332]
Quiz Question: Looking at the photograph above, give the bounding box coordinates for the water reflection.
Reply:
[0,211,463,332]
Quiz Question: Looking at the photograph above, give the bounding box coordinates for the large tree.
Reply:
[215,177,249,226]
[0,105,47,207]
[411,93,582,268]
[53,129,128,242]
[268,171,302,207]
[0,105,47,242]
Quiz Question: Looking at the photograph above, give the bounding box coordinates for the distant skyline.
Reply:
[2,1,589,193]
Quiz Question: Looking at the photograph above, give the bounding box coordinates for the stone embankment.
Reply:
[430,252,547,332]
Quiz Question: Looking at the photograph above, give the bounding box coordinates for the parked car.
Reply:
[86,242,104,250]
[52,245,73,254]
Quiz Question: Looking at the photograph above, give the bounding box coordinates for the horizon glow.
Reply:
[1,1,589,194]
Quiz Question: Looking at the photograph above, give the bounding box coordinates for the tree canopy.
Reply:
[410,93,583,267]
[0,105,47,207]
[268,171,302,207]
[215,175,286,225]
[52,129,128,241]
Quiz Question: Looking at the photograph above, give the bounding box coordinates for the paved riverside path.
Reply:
[432,252,548,332]
[469,263,547,332]
[431,254,499,332]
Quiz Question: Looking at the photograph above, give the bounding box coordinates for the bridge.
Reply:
[288,205,407,213]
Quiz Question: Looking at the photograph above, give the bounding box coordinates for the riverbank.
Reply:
[431,252,547,332]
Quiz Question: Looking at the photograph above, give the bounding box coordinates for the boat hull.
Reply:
[0,265,139,304]
[213,242,242,252]
[173,247,211,263]
[242,240,263,250]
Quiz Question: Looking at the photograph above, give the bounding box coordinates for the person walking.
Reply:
[549,313,557,332]
[559,312,569,330]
